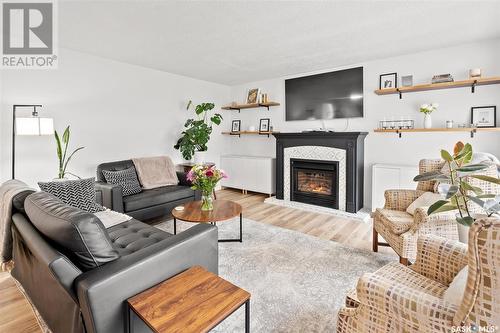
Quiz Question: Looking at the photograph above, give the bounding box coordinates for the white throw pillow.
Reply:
[406,192,443,215]
[443,266,468,305]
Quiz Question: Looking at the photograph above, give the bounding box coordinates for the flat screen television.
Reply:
[285,67,363,121]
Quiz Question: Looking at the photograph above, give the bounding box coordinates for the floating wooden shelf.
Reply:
[374,76,500,99]
[221,102,280,111]
[374,127,500,138]
[221,130,279,138]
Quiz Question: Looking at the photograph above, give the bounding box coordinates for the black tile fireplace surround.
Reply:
[273,132,368,213]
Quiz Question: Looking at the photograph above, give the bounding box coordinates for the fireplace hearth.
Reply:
[291,159,339,209]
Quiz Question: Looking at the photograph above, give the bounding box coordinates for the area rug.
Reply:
[154,217,394,332]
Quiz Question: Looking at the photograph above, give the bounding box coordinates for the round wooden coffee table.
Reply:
[171,200,243,242]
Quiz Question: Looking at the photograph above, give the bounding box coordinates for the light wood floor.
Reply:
[0,189,395,333]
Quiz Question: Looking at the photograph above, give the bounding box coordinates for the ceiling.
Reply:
[59,1,500,85]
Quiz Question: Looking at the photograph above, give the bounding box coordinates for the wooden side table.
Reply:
[127,266,251,333]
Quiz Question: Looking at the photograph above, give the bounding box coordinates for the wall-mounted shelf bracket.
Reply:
[259,132,270,138]
[397,89,402,99]
[471,80,477,93]
[230,132,241,138]
[470,128,477,138]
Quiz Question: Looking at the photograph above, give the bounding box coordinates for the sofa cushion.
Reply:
[38,178,105,213]
[12,189,36,214]
[25,192,120,271]
[123,185,194,212]
[375,209,414,235]
[106,219,171,256]
[102,167,142,196]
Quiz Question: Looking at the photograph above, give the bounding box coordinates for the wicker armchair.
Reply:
[337,218,500,332]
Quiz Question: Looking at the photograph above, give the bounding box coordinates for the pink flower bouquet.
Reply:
[187,164,228,210]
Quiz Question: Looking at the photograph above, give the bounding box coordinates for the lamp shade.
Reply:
[16,117,54,136]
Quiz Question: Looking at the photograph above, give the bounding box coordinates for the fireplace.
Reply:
[291,159,339,209]
[273,132,367,213]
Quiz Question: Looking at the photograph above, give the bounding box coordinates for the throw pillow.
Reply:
[102,167,142,196]
[38,177,105,213]
[25,191,119,271]
[406,192,443,215]
[443,266,468,305]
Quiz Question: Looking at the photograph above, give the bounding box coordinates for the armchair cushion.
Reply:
[383,189,425,211]
[374,208,414,235]
[406,192,442,215]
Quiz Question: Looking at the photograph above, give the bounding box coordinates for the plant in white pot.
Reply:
[419,103,438,129]
[414,142,500,242]
[54,126,85,179]
[174,101,223,163]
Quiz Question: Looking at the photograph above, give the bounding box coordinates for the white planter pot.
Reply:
[423,114,432,129]
[457,224,469,243]
[193,151,208,164]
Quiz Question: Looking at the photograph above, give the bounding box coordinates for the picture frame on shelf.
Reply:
[231,120,241,132]
[379,73,397,89]
[246,88,260,104]
[259,118,270,133]
[471,106,496,128]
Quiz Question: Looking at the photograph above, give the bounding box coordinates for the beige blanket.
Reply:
[0,180,34,271]
[132,156,179,189]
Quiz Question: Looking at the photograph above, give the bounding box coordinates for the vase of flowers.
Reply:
[420,103,438,129]
[187,164,227,210]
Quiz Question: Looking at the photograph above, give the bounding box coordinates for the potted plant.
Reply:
[54,126,85,179]
[419,103,438,128]
[414,142,500,241]
[186,165,227,210]
[174,101,223,162]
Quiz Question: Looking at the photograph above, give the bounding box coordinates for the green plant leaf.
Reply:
[440,149,453,162]
[445,185,459,199]
[460,181,483,195]
[456,164,488,172]
[427,200,451,215]
[54,130,62,164]
[432,203,458,214]
[62,126,70,144]
[470,175,500,185]
[414,171,449,182]
[477,194,496,199]
[62,146,85,177]
[466,195,486,208]
[456,216,474,226]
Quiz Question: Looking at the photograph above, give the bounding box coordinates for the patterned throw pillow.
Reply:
[38,177,105,213]
[102,167,142,196]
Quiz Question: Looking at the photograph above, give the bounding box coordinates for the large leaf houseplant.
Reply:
[174,101,223,161]
[414,142,500,229]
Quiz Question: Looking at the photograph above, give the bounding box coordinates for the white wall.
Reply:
[0,49,231,187]
[227,39,500,209]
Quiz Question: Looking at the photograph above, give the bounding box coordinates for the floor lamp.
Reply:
[12,105,54,179]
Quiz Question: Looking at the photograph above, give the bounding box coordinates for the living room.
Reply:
[1,1,499,332]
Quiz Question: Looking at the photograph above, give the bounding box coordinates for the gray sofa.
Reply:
[95,159,200,221]
[10,190,218,333]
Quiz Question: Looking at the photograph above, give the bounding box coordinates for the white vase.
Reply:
[457,224,469,243]
[423,114,432,129]
[193,151,208,164]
